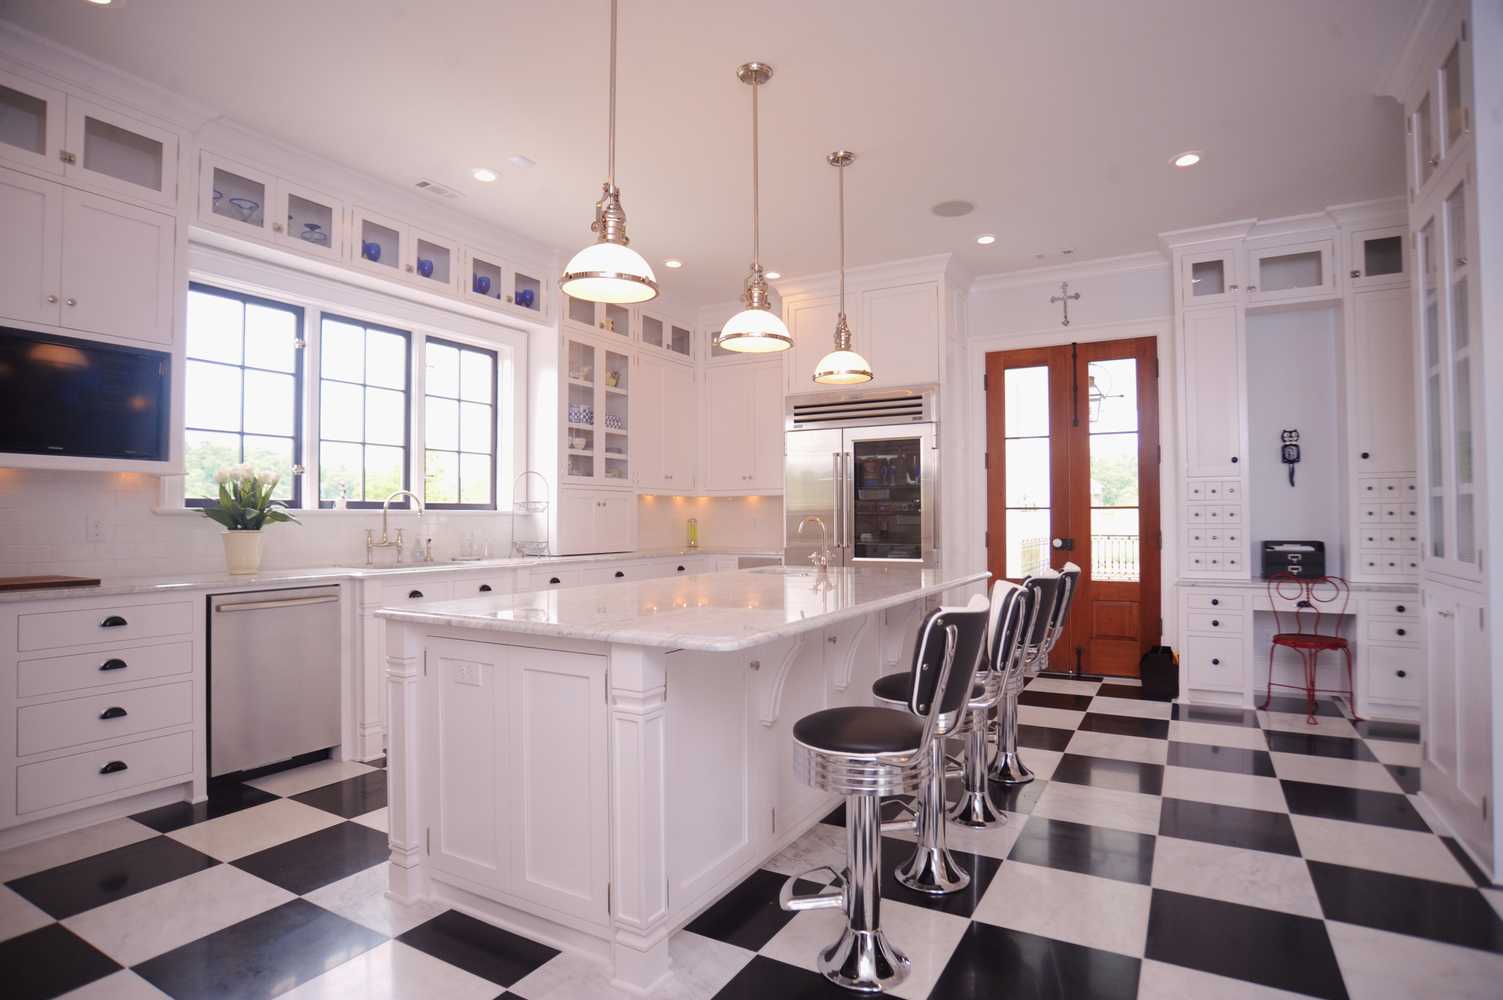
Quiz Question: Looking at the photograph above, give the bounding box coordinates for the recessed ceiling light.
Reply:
[764,271,781,280]
[508,154,536,169]
[83,0,116,5]
[1060,248,1075,255]
[471,167,497,183]
[976,234,997,246]
[931,200,975,218]
[1172,151,1202,168]
[663,258,683,269]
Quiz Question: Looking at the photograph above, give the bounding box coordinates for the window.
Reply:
[319,314,410,507]
[183,284,302,506]
[424,338,497,508]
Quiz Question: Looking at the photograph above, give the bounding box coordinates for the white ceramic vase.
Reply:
[222,530,264,575]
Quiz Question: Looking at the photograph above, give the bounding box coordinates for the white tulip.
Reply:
[258,470,279,487]
[213,467,230,485]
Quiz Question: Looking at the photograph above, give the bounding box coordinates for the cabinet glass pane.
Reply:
[469,255,503,300]
[415,238,451,284]
[851,438,923,560]
[567,294,595,327]
[565,340,595,477]
[603,349,629,481]
[641,314,663,349]
[708,328,734,358]
[1418,218,1444,560]
[287,192,333,247]
[670,325,692,356]
[1442,42,1463,151]
[359,219,399,269]
[212,167,266,228]
[1416,93,1436,184]
[82,115,163,192]
[513,271,541,311]
[1256,250,1322,292]
[604,303,629,337]
[0,83,46,156]
[1363,235,1403,277]
[1190,259,1225,297]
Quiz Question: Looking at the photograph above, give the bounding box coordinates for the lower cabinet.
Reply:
[422,637,610,925]
[1421,581,1492,869]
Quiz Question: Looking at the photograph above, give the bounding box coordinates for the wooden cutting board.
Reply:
[0,575,103,592]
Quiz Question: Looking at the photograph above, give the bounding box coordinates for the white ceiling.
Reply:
[2,0,1417,306]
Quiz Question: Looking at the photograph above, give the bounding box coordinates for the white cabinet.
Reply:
[1348,226,1407,290]
[62,97,178,209]
[638,310,693,359]
[1421,583,1491,868]
[635,354,696,492]
[860,280,941,389]
[563,293,633,341]
[1245,239,1336,304]
[557,489,635,555]
[562,333,633,486]
[351,207,460,295]
[703,360,783,492]
[1349,286,1417,474]
[0,66,65,177]
[784,294,842,394]
[1180,306,1244,479]
[1178,248,1242,306]
[0,166,62,327]
[462,244,546,318]
[199,152,345,261]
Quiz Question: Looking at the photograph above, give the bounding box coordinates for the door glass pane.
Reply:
[1006,509,1050,579]
[1090,434,1139,507]
[82,115,162,192]
[0,83,46,156]
[1190,259,1225,297]
[1004,367,1049,437]
[212,167,266,228]
[1087,358,1137,432]
[1416,93,1435,184]
[1442,42,1463,151]
[1256,250,1322,292]
[851,437,922,560]
[1091,508,1139,582]
[1089,357,1140,582]
[287,192,333,247]
[1005,439,1050,508]
[1363,235,1403,277]
[1003,365,1050,579]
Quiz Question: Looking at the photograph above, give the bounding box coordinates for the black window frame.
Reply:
[317,311,413,509]
[183,282,305,509]
[422,335,500,511]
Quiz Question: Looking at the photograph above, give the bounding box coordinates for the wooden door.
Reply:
[985,336,1161,677]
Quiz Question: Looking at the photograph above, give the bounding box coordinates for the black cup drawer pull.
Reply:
[99,706,128,720]
[549,577,561,585]
[408,590,424,599]
[100,760,128,774]
[1395,628,1407,637]
[677,565,686,572]
[614,571,625,579]
[100,615,128,628]
[99,658,128,672]
[478,584,492,592]
[1396,669,1408,678]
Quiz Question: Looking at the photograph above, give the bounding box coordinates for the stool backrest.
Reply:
[986,579,1030,679]
[908,595,990,722]
[1041,561,1082,656]
[1267,573,1350,639]
[1021,570,1062,665]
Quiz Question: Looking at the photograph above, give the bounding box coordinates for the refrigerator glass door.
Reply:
[784,428,842,568]
[844,425,935,564]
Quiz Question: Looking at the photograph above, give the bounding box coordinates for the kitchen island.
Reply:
[376,564,986,993]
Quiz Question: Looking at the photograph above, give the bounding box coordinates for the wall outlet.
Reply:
[85,517,110,543]
[454,661,483,687]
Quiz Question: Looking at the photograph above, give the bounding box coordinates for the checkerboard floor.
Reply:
[4,678,1502,999]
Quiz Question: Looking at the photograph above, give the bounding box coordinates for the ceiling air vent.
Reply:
[414,178,461,200]
[786,385,936,430]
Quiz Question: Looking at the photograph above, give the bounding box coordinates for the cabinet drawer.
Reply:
[1360,528,1419,550]
[16,729,193,816]
[17,680,193,757]
[1220,480,1242,501]
[522,566,608,590]
[1182,636,1245,693]
[1186,505,1212,524]
[1185,592,1246,611]
[1223,551,1245,572]
[1222,505,1243,524]
[451,574,512,598]
[1365,618,1419,646]
[1362,596,1418,619]
[1365,645,1421,704]
[1186,481,1208,501]
[380,580,453,605]
[18,601,193,652]
[1186,611,1244,635]
[1358,504,1383,524]
[17,640,192,699]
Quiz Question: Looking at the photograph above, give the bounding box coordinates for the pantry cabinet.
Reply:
[703,360,783,493]
[1347,226,1407,290]
[1177,247,1243,306]
[1179,305,1244,479]
[1348,286,1416,476]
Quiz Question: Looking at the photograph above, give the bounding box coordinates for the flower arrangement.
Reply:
[201,464,299,531]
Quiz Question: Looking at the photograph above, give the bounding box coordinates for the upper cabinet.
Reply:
[1409,24,1471,204]
[1349,286,1417,476]
[1245,239,1335,305]
[1178,248,1242,306]
[199,152,345,261]
[635,354,696,491]
[1348,226,1407,290]
[563,294,632,340]
[0,67,64,178]
[463,244,545,317]
[1179,305,1245,479]
[782,278,941,394]
[562,331,632,488]
[638,310,692,360]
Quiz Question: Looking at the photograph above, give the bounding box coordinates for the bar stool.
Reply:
[781,598,989,993]
[949,579,1030,828]
[990,563,1081,785]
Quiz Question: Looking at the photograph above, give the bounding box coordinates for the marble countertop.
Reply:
[0,547,781,603]
[375,564,990,652]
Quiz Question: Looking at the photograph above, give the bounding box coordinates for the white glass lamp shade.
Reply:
[813,348,873,384]
[717,306,793,353]
[561,240,658,304]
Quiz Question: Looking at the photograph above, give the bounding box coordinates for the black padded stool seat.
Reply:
[871,671,985,706]
[793,706,926,755]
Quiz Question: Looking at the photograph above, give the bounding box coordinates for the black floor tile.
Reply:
[232,820,391,895]
[290,769,388,819]
[1095,683,1150,701]
[1386,763,1422,794]
[1280,780,1430,832]
[1441,837,1493,888]
[686,868,809,951]
[0,923,120,1000]
[1051,753,1164,795]
[1077,713,1169,741]
[990,777,1047,814]
[879,835,1001,918]
[397,909,560,987]
[711,955,861,999]
[1171,703,1259,727]
[1166,741,1276,777]
[6,835,218,919]
[1019,689,1094,711]
[1308,861,1503,954]
[1007,816,1156,885]
[930,922,1140,1000]
[1158,798,1300,856]
[130,779,278,833]
[1146,890,1348,1000]
[1017,724,1075,752]
[1354,719,1420,742]
[134,898,383,999]
[1263,696,1343,718]
[1263,730,1378,762]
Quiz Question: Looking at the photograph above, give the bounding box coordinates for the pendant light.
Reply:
[560,0,658,304]
[717,62,792,353]
[813,150,873,384]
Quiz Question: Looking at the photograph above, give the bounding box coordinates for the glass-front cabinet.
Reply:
[0,67,64,176]
[200,152,344,260]
[1245,239,1335,304]
[562,333,632,486]
[1410,27,1471,203]
[639,310,692,359]
[1348,225,1407,290]
[64,97,178,208]
[1178,248,1241,305]
[563,294,632,339]
[462,245,545,317]
[1416,165,1481,582]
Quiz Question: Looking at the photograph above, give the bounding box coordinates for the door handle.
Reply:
[1051,538,1074,551]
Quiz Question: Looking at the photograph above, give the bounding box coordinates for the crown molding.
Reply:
[1159,218,1258,251]
[1325,196,1408,228]
[970,250,1168,293]
[774,253,953,301]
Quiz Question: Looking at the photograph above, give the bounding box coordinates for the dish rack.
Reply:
[510,471,551,557]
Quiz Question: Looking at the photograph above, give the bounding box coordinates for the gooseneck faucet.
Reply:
[366,490,433,565]
[798,515,833,571]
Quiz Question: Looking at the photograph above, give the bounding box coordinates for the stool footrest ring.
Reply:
[779,868,846,913]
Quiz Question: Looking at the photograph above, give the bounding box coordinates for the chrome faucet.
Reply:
[798,515,834,571]
[366,490,433,565]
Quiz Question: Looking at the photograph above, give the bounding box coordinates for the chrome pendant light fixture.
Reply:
[814,150,873,384]
[560,0,658,304]
[717,62,792,353]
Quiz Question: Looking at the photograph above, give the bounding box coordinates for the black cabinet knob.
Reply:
[1230,456,1238,463]
[549,577,561,585]
[1396,669,1408,678]
[614,570,625,578]
[1361,451,1370,460]
[99,706,127,720]
[100,760,128,774]
[1211,658,1221,666]
[1210,598,1220,607]
[677,565,686,572]
[99,658,127,672]
[1396,605,1406,613]
[408,590,423,599]
[479,584,492,592]
[100,615,128,628]
[1396,628,1406,636]
[1211,619,1220,627]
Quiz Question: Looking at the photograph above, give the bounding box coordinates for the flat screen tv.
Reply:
[0,326,170,461]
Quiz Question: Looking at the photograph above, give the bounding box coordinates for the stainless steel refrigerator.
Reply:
[784,386,939,568]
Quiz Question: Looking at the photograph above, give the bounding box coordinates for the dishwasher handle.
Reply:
[214,595,339,614]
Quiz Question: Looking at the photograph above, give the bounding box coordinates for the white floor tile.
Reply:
[1018,704,1086,730]
[302,862,448,939]
[511,930,753,1000]
[1031,781,1162,836]
[57,970,168,999]
[1269,752,1402,793]
[1290,814,1474,886]
[1089,696,1172,721]
[0,883,52,942]
[1257,711,1357,738]
[1327,920,1503,1000]
[0,817,157,883]
[280,940,498,1000]
[1026,677,1101,697]
[1364,738,1422,767]
[166,797,343,861]
[1161,766,1287,814]
[244,758,377,797]
[1065,729,1168,766]
[762,822,848,881]
[1150,836,1322,918]
[1167,720,1269,752]
[352,807,389,833]
[1009,747,1063,782]
[1136,958,1317,999]
[973,859,1151,957]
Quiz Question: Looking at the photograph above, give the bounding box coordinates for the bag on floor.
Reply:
[1140,645,1178,701]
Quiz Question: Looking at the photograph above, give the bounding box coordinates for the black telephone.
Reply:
[1281,429,1301,487]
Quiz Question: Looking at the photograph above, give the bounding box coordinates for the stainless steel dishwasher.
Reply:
[209,585,341,777]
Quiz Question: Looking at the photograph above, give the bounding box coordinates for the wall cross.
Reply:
[1050,281,1081,327]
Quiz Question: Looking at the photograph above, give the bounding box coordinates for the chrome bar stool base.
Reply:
[988,690,1035,786]
[989,748,1035,785]
[949,724,1005,828]
[820,925,911,994]
[895,731,970,894]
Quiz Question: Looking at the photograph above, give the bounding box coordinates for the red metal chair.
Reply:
[1259,574,1361,725]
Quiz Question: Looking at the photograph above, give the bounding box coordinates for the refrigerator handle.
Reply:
[832,452,843,549]
[843,450,854,552]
